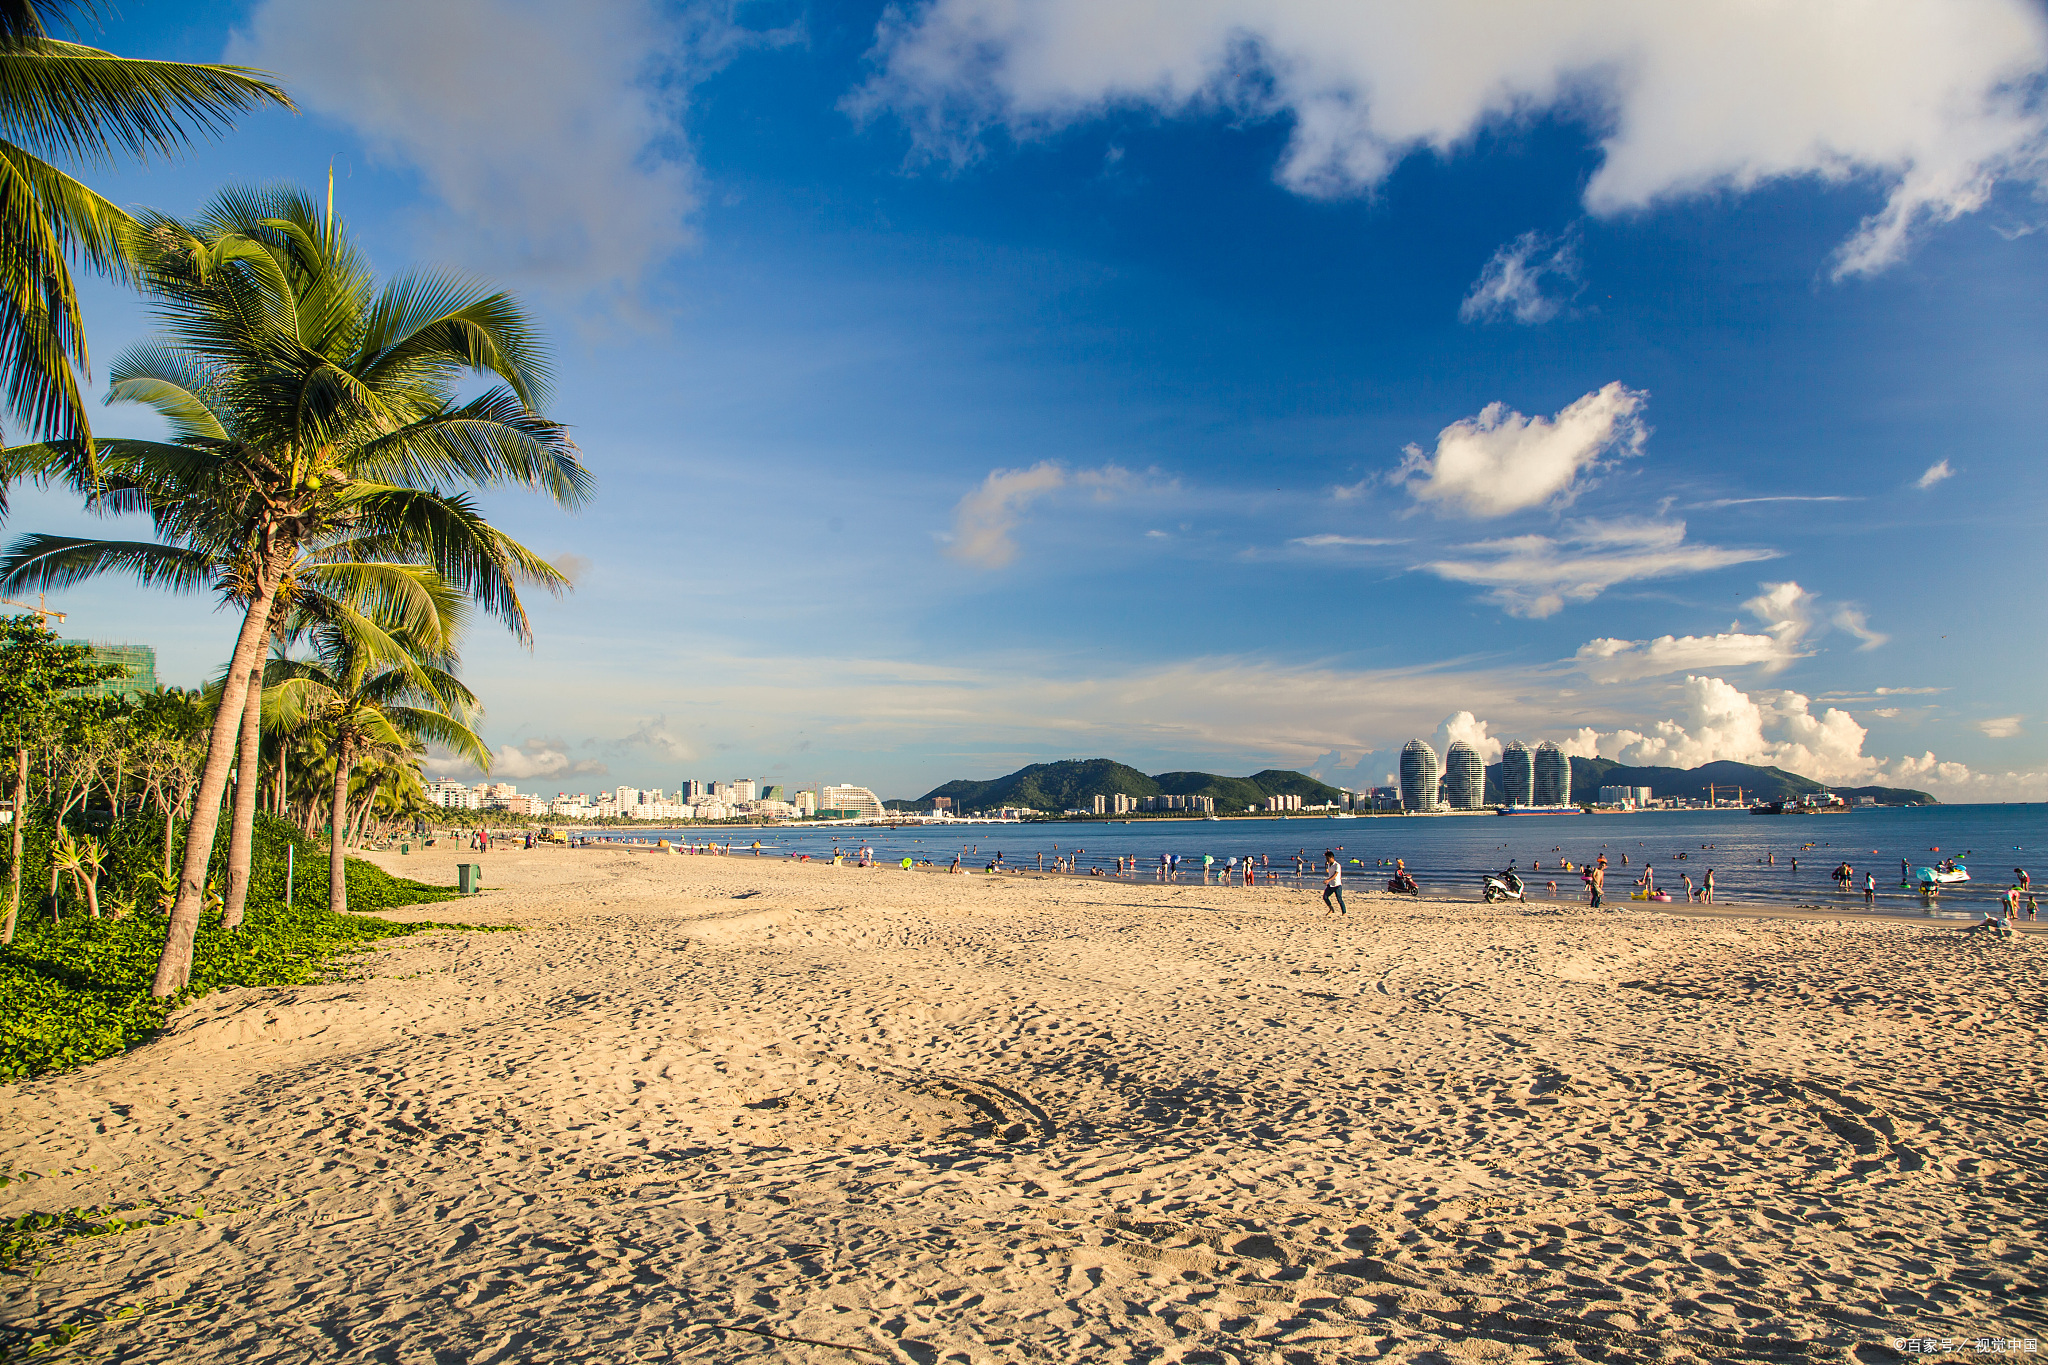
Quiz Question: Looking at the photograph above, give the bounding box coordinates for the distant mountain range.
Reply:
[888,759,1343,813]
[885,755,1936,811]
[1486,757,1935,807]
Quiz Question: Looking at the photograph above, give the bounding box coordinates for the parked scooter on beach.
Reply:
[1482,865,1527,904]
[1386,869,1419,894]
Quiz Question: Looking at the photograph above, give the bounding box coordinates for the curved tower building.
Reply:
[1500,741,1534,807]
[1399,740,1440,814]
[1533,741,1572,807]
[1444,741,1485,810]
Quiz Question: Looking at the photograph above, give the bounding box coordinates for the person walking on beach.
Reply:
[1588,862,1605,909]
[1322,850,1347,915]
[1702,868,1716,905]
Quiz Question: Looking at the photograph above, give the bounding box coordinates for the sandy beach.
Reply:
[3,845,2043,1363]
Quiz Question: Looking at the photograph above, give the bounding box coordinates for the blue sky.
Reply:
[11,0,2047,801]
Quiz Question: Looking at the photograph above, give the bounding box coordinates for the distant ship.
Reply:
[1497,805,1584,816]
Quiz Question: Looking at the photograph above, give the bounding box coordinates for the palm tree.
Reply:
[268,609,487,915]
[11,535,472,931]
[0,0,290,467]
[1,184,589,994]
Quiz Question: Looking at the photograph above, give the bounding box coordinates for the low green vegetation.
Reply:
[0,815,456,1079]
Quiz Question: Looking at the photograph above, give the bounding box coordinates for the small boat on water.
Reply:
[1914,863,1969,885]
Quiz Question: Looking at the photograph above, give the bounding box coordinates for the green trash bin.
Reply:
[457,863,483,895]
[399,842,410,855]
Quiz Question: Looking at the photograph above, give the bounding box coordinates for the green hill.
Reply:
[1480,756,1935,806]
[891,759,1344,813]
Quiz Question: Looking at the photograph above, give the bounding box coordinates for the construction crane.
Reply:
[1702,782,1746,807]
[0,593,64,625]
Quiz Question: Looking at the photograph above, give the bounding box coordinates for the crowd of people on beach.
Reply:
[510,827,2036,931]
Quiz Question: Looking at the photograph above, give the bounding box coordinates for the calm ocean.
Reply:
[597,803,2043,919]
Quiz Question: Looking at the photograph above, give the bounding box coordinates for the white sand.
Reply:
[3,845,2043,1363]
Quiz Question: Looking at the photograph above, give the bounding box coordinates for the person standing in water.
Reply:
[1322,850,1347,915]
[1702,868,1716,905]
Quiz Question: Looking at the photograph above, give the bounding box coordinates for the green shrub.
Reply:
[0,814,460,1079]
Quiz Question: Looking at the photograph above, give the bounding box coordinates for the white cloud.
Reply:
[1976,715,2024,738]
[1871,708,1903,719]
[1690,495,1856,510]
[1914,458,1956,489]
[858,0,2048,276]
[231,0,709,298]
[1460,229,1580,324]
[945,461,1073,568]
[623,716,697,761]
[1573,580,1884,679]
[1432,710,1502,764]
[1831,607,1889,651]
[1396,382,1647,517]
[1291,533,1403,547]
[1551,676,2044,799]
[432,737,608,781]
[1575,631,1790,683]
[1423,518,1774,617]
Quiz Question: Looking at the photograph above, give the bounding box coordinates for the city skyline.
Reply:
[6,1,2042,804]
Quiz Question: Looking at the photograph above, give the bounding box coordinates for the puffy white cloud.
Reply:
[1575,631,1789,683]
[232,0,708,297]
[1550,676,2043,799]
[431,737,608,781]
[1976,715,2025,738]
[858,0,2048,275]
[1424,518,1774,617]
[1573,581,1885,678]
[1397,382,1647,517]
[1460,229,1580,324]
[1914,458,1956,489]
[1432,710,1503,763]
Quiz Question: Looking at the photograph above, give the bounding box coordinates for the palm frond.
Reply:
[0,41,292,166]
[0,530,212,593]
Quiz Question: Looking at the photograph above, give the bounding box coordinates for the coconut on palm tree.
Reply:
[0,0,289,467]
[2,183,590,994]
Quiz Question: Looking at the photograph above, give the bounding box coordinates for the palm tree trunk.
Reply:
[328,742,354,915]
[3,747,25,944]
[160,784,177,883]
[220,671,262,931]
[152,572,281,998]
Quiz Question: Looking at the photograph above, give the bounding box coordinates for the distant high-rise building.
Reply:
[1091,794,1107,815]
[819,784,884,818]
[1445,741,1485,809]
[682,780,708,799]
[57,640,156,701]
[1534,742,1571,806]
[759,784,784,802]
[1500,741,1534,807]
[1399,740,1440,813]
[732,779,757,802]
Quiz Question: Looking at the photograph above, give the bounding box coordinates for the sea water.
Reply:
[599,804,2043,919]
